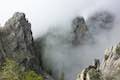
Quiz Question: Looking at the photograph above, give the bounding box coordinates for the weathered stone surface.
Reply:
[100,43,120,80]
[72,17,90,45]
[0,12,36,68]
[76,59,103,80]
[77,42,120,80]
[0,12,54,80]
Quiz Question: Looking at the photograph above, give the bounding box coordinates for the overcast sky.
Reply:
[0,0,120,37]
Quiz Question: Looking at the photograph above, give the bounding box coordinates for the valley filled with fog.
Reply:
[1,0,120,80]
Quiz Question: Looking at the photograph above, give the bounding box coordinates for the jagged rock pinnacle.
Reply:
[76,42,120,80]
[0,12,54,80]
[0,12,35,68]
[100,43,120,80]
[72,16,90,45]
[76,59,103,80]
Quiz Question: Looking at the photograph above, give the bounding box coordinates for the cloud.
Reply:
[39,6,120,80]
[0,0,120,37]
[1,0,120,80]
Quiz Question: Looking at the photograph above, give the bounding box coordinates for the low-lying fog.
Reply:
[1,0,120,80]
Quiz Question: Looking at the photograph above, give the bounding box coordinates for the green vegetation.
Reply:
[24,71,44,80]
[116,45,120,55]
[0,58,21,80]
[88,68,102,80]
[0,58,44,80]
[60,71,65,80]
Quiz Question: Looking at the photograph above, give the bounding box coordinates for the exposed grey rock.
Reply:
[71,16,96,46]
[0,12,36,68]
[0,12,54,80]
[72,16,91,45]
[76,59,103,80]
[76,42,120,80]
[100,43,120,80]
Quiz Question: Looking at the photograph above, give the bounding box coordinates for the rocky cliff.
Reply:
[101,43,120,80]
[0,12,53,80]
[76,43,120,80]
[72,16,89,45]
[0,12,36,68]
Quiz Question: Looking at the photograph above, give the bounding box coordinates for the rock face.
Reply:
[76,43,120,80]
[72,17,90,45]
[0,12,54,80]
[101,43,120,80]
[0,12,37,68]
[76,59,103,80]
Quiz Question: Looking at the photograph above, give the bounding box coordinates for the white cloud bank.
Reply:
[0,0,120,37]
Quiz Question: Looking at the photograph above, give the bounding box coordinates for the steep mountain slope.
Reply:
[0,12,36,69]
[0,12,54,80]
[76,43,120,80]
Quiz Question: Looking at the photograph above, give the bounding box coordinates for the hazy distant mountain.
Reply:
[0,11,118,80]
[87,11,115,34]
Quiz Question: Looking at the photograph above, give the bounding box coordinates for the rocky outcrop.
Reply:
[76,42,120,80]
[72,17,88,45]
[0,12,37,68]
[100,43,120,80]
[0,12,54,80]
[72,17,90,45]
[76,59,103,80]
